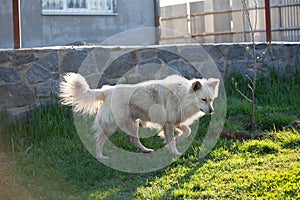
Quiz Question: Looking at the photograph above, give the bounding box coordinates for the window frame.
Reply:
[42,0,117,16]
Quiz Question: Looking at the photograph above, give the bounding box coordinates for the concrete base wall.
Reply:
[0,43,299,121]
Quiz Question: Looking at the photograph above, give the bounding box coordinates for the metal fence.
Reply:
[160,0,300,44]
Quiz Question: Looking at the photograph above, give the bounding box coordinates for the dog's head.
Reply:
[191,78,220,115]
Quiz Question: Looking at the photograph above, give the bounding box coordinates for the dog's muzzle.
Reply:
[200,108,214,115]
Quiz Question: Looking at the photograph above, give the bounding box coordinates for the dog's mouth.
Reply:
[200,108,209,114]
[200,108,214,115]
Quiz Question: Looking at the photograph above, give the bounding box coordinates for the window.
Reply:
[42,0,117,15]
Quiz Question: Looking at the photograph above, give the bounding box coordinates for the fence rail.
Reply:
[160,0,300,44]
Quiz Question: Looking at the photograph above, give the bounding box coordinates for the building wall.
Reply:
[0,0,14,48]
[0,0,156,48]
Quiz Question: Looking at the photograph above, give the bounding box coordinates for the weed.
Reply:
[239,139,280,155]
[226,69,300,131]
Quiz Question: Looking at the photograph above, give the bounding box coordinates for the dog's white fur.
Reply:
[60,73,219,158]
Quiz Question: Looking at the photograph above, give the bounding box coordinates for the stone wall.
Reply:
[0,43,299,121]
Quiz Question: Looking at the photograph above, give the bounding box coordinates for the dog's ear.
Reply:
[192,81,202,91]
[207,78,220,98]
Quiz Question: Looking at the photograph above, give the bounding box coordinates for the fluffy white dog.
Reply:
[60,73,219,159]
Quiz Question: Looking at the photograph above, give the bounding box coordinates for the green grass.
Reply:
[225,69,300,131]
[0,70,299,199]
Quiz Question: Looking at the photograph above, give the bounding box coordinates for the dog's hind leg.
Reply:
[127,120,154,153]
[95,123,117,159]
[175,124,191,144]
[164,122,182,156]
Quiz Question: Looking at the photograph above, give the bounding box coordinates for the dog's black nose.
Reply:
[200,108,214,114]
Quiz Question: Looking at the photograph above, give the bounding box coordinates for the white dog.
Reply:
[60,73,219,159]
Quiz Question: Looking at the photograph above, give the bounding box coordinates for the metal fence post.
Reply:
[12,0,21,49]
[265,0,272,42]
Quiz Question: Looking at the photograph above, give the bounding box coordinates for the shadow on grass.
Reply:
[158,158,208,199]
[1,69,299,199]
[0,103,212,199]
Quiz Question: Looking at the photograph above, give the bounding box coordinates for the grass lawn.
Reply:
[0,70,299,199]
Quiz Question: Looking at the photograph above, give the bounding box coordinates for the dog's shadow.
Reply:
[79,148,209,200]
[68,114,212,198]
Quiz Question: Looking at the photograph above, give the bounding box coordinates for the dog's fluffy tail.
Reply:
[60,73,105,115]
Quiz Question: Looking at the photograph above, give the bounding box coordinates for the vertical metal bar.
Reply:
[278,0,282,41]
[154,0,159,27]
[289,1,295,42]
[12,0,21,49]
[296,0,299,41]
[187,1,191,39]
[154,0,160,44]
[283,0,285,40]
[265,0,272,42]
[242,3,246,42]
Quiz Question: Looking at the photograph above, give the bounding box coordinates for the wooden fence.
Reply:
[160,0,300,44]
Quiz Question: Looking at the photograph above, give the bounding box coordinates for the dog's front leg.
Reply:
[164,122,182,156]
[175,124,191,144]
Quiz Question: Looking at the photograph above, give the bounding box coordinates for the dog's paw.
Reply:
[142,148,154,153]
[96,154,109,160]
[167,146,182,157]
[173,151,182,157]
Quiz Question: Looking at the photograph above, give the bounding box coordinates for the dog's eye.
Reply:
[202,98,207,102]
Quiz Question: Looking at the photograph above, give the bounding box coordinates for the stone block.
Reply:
[78,48,110,76]
[167,59,199,78]
[156,49,180,63]
[13,53,35,66]
[35,80,59,98]
[0,52,10,64]
[0,66,21,85]
[61,49,90,73]
[226,44,246,59]
[139,58,162,66]
[137,63,162,76]
[270,45,290,61]
[179,46,209,62]
[138,49,156,60]
[26,64,51,84]
[36,51,59,72]
[0,83,35,108]
[103,51,139,79]
[203,45,224,60]
[16,63,31,71]
[78,48,110,77]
